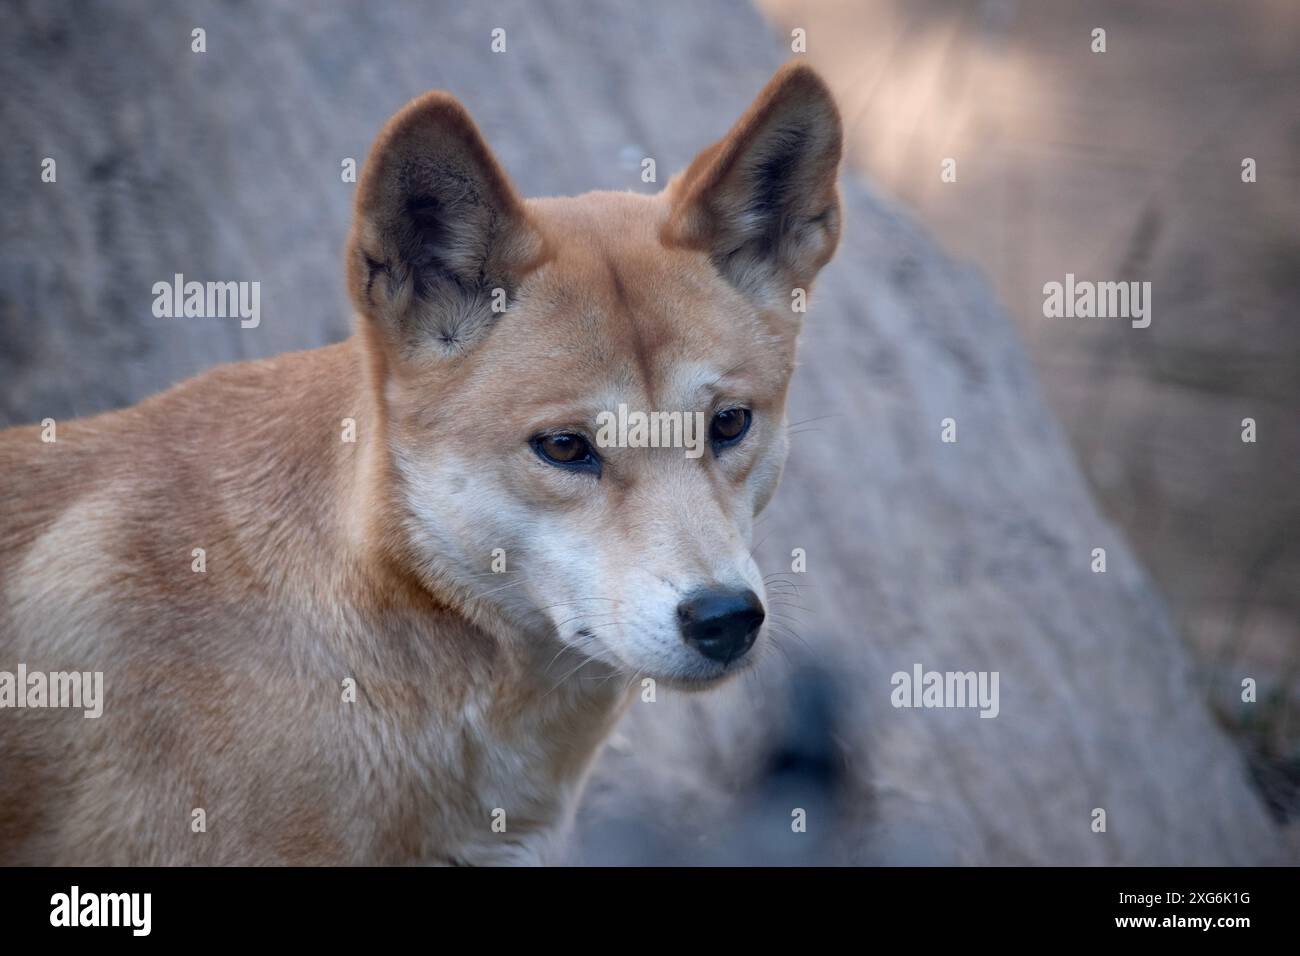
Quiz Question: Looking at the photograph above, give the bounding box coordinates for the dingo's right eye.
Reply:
[531,433,601,475]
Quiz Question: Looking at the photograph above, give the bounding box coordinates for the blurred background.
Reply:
[0,0,1294,862]
[758,0,1300,822]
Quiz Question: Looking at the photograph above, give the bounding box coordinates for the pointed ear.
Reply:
[662,64,842,305]
[346,92,547,357]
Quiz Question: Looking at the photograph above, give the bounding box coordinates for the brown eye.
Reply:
[710,408,751,447]
[531,433,600,474]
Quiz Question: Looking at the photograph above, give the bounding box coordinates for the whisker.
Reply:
[764,584,804,598]
[763,573,816,589]
[786,413,841,428]
[543,650,606,697]
[551,609,621,631]
[533,598,621,611]
[768,600,811,613]
[473,578,525,599]
[705,357,749,390]
[767,621,811,653]
[748,529,776,561]
[768,611,807,625]
[766,633,795,669]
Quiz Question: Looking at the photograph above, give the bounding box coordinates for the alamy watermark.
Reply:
[152,273,260,328]
[0,664,103,718]
[50,886,150,936]
[595,403,706,459]
[1042,273,1151,328]
[890,663,999,718]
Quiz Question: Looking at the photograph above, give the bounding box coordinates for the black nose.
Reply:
[677,588,764,663]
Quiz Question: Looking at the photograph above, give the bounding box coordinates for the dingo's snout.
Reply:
[677,587,765,665]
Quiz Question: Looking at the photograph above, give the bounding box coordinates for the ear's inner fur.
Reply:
[397,178,505,350]
[348,94,546,359]
[663,64,843,303]
[716,120,833,295]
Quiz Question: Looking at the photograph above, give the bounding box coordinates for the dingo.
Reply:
[0,64,841,864]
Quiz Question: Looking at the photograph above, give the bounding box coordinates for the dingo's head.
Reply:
[347,65,841,687]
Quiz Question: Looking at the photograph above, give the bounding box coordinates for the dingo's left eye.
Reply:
[531,432,601,475]
[710,408,751,448]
